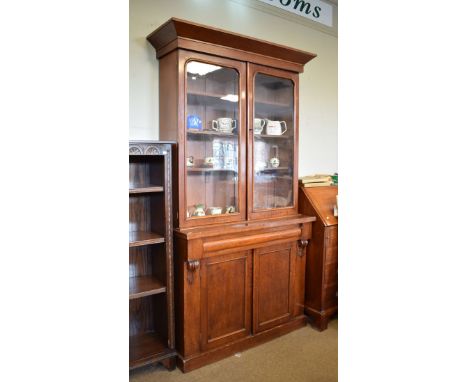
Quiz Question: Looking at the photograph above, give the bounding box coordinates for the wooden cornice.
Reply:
[147,18,316,71]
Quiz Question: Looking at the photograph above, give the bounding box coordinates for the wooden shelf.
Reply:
[129,185,164,194]
[129,141,175,371]
[255,100,291,108]
[258,167,290,172]
[254,134,292,140]
[188,167,238,173]
[129,332,173,369]
[129,275,166,299]
[187,129,237,138]
[187,91,237,101]
[187,91,290,109]
[129,231,165,247]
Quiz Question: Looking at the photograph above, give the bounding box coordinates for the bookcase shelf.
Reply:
[129,231,165,247]
[187,129,237,138]
[129,185,164,194]
[254,134,292,140]
[258,167,290,173]
[129,141,176,371]
[129,275,166,299]
[187,167,238,174]
[130,332,173,370]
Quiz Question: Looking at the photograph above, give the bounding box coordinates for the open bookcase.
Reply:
[129,141,176,370]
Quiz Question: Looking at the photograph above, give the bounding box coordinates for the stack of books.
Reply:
[300,174,334,188]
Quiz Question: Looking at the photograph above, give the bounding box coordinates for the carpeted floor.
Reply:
[130,319,337,382]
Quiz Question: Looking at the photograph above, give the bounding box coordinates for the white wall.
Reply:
[129,0,337,175]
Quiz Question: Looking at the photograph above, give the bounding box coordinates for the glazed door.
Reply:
[247,64,299,220]
[252,242,296,333]
[179,50,247,228]
[200,251,252,351]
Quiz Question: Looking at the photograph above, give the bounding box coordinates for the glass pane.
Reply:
[253,73,294,210]
[185,61,240,219]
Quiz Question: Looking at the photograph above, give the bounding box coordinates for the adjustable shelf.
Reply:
[258,167,290,172]
[129,231,165,247]
[254,134,292,140]
[188,90,236,100]
[255,100,290,108]
[129,275,166,299]
[129,141,176,371]
[129,185,164,194]
[130,332,173,370]
[187,129,237,138]
[187,167,238,173]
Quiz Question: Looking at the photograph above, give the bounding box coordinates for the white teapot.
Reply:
[266,120,287,136]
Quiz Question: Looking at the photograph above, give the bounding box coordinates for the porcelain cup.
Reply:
[192,204,205,217]
[253,118,266,134]
[212,118,236,133]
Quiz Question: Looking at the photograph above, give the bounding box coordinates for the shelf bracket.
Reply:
[187,260,200,285]
[297,239,308,257]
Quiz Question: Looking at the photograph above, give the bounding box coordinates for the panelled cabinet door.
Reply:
[247,64,299,220]
[253,242,296,333]
[200,251,252,351]
[178,50,247,228]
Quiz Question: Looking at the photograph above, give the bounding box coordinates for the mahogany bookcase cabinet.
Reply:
[129,141,177,370]
[299,185,338,331]
[147,18,316,372]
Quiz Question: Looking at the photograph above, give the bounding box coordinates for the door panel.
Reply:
[178,50,247,228]
[200,251,252,350]
[247,63,299,220]
[253,243,296,333]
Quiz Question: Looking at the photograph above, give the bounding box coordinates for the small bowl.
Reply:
[206,207,222,215]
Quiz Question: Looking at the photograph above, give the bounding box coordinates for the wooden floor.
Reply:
[130,318,338,382]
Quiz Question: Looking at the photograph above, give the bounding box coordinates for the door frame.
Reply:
[247,63,300,221]
[199,250,252,351]
[252,242,296,334]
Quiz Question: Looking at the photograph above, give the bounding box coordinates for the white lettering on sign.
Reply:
[256,0,333,27]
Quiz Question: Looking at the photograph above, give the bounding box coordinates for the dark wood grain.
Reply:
[129,185,164,194]
[147,18,316,68]
[303,185,338,226]
[253,243,295,333]
[147,19,316,373]
[200,251,252,351]
[129,332,172,369]
[299,186,338,331]
[176,214,314,240]
[177,316,307,373]
[129,275,167,299]
[129,231,165,247]
[129,141,177,370]
[158,52,179,142]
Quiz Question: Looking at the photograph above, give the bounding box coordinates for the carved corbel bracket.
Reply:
[187,260,200,284]
[297,239,309,257]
